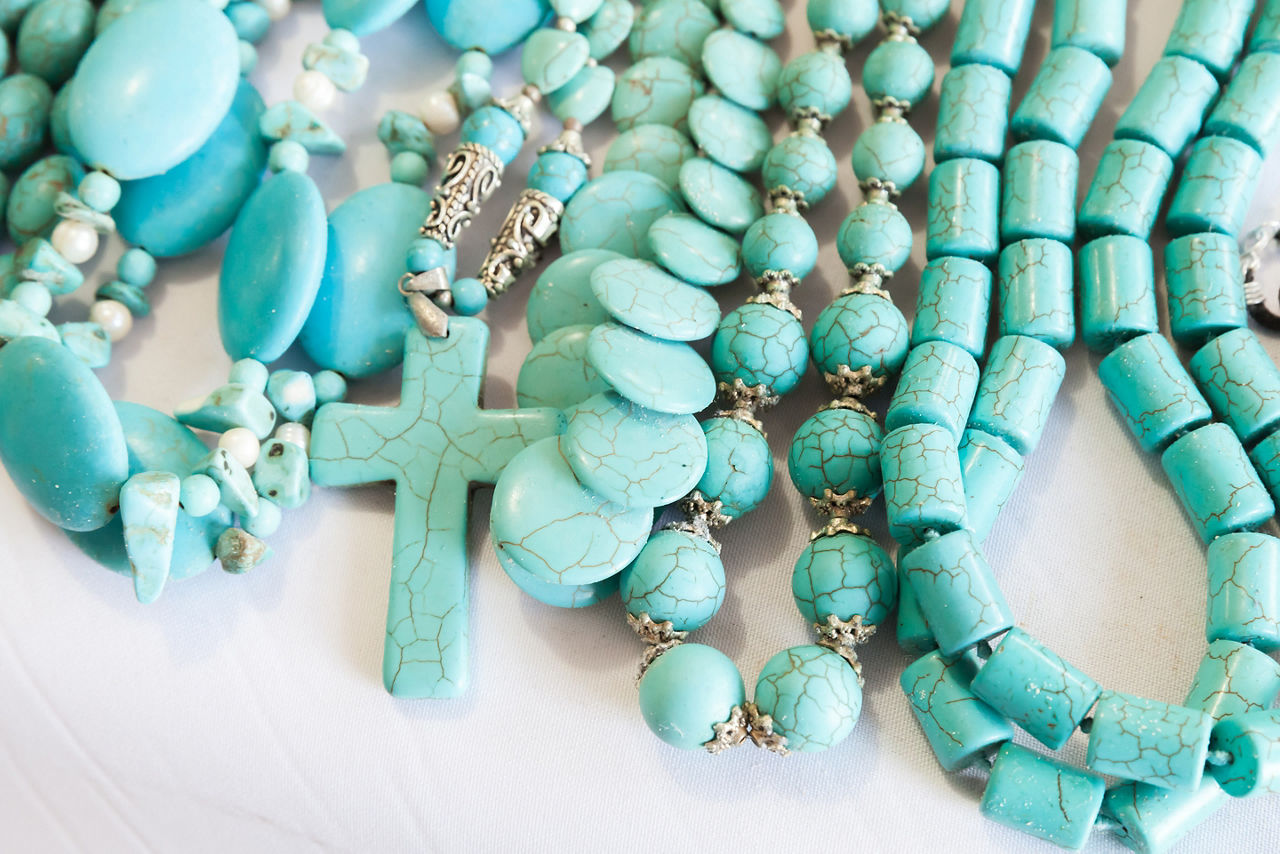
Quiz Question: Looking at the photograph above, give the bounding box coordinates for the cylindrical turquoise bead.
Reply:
[926,158,999,262]
[1167,136,1262,238]
[1051,0,1126,65]
[1100,780,1229,854]
[971,627,1101,750]
[753,645,863,753]
[896,569,937,654]
[951,0,1035,76]
[1206,534,1280,653]
[1204,53,1280,155]
[911,257,992,360]
[885,340,980,440]
[1079,236,1159,353]
[1010,46,1111,148]
[1190,328,1280,446]
[901,648,1014,770]
[1098,333,1212,453]
[900,529,1012,655]
[1114,56,1219,159]
[1185,639,1280,721]
[1161,423,1275,544]
[934,64,1012,163]
[791,532,897,627]
[636,642,745,750]
[852,119,926,192]
[1078,139,1173,239]
[1208,709,1280,796]
[1163,0,1253,79]
[863,39,935,107]
[1087,691,1214,790]
[969,335,1066,455]
[1253,0,1280,54]
[997,238,1075,349]
[837,201,913,273]
[1165,233,1248,348]
[959,428,1023,543]
[882,424,968,546]
[981,743,1106,850]
[1250,429,1280,508]
[1001,140,1078,244]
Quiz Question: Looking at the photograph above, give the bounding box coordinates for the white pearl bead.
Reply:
[51,219,99,264]
[219,427,262,469]
[417,90,460,136]
[89,299,132,342]
[294,70,337,112]
[274,422,310,454]
[256,0,289,21]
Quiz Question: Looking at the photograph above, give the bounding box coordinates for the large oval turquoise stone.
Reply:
[688,94,772,173]
[526,249,619,343]
[0,73,52,172]
[68,0,240,180]
[629,0,717,69]
[560,170,685,260]
[701,28,780,111]
[299,182,432,377]
[426,0,549,54]
[604,124,695,189]
[323,0,417,36]
[219,170,327,363]
[16,0,95,86]
[0,336,128,532]
[611,56,704,131]
[590,257,720,341]
[647,212,741,286]
[679,156,764,234]
[586,322,716,415]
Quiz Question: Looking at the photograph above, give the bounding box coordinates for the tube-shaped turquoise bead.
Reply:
[1186,639,1280,722]
[997,238,1075,349]
[885,340,980,440]
[1253,0,1280,54]
[1161,423,1274,544]
[1165,233,1247,347]
[951,0,1035,76]
[959,428,1023,543]
[1079,236,1159,352]
[1001,141,1077,244]
[1167,136,1262,238]
[1011,46,1111,148]
[911,257,991,359]
[981,743,1106,850]
[969,335,1065,455]
[896,569,936,654]
[901,649,1013,770]
[1078,139,1173,239]
[1250,429,1280,508]
[881,423,968,546]
[1087,691,1214,790]
[1098,333,1212,453]
[1206,534,1280,653]
[1114,56,1219,159]
[1051,0,1126,65]
[1204,53,1280,155]
[636,642,744,750]
[900,529,1012,655]
[1208,709,1280,796]
[934,64,1011,163]
[1163,0,1253,80]
[926,158,999,262]
[1101,780,1229,854]
[1189,328,1280,446]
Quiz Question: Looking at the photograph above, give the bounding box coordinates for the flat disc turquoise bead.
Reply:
[586,322,716,415]
[723,0,784,38]
[688,94,772,173]
[516,324,612,411]
[68,0,240,180]
[612,56,704,131]
[711,302,808,395]
[547,64,615,125]
[16,0,94,86]
[583,0,634,60]
[809,292,910,377]
[698,415,772,517]
[0,336,128,532]
[629,0,717,69]
[701,29,780,111]
[0,73,51,171]
[788,406,884,500]
[560,170,685,260]
[496,541,619,609]
[522,27,590,95]
[491,436,654,585]
[648,212,740,286]
[604,124,696,189]
[791,532,897,626]
[678,156,764,234]
[637,642,745,750]
[6,153,83,242]
[590,258,720,341]
[620,528,725,630]
[526,249,619,343]
[424,0,548,54]
[754,645,862,753]
[219,170,327,363]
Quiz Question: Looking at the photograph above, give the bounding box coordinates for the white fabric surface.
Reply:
[3,1,1280,851]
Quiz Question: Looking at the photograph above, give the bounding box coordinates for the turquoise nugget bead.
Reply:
[16,0,94,86]
[252,439,310,509]
[934,64,1011,163]
[809,291,909,378]
[776,49,852,124]
[1101,781,1229,854]
[1164,233,1247,347]
[1098,333,1211,453]
[882,424,969,546]
[526,251,616,344]
[1078,139,1173,239]
[698,415,771,517]
[791,533,896,626]
[886,340,980,440]
[1167,136,1262,238]
[679,157,763,234]
[687,94,772,173]
[970,335,1065,455]
[1206,535,1280,653]
[1204,53,1280,155]
[762,133,838,206]
[852,120,925,192]
[547,64,615,125]
[1079,236,1159,353]
[997,238,1075,349]
[629,0,717,70]
[1011,46,1110,148]
[982,743,1105,850]
[1162,423,1274,543]
[1190,328,1280,445]
[620,529,725,630]
[958,428,1023,542]
[528,151,589,203]
[637,642,745,750]
[901,530,1012,655]
[0,74,52,171]
[742,211,818,279]
[648,212,740,286]
[806,0,876,40]
[1087,691,1213,790]
[560,171,685,260]
[521,27,589,95]
[926,158,999,262]
[1001,140,1078,244]
[605,124,695,189]
[266,370,316,423]
[459,105,525,166]
[788,407,883,501]
[837,202,913,273]
[722,0,784,38]
[1051,0,1125,65]
[901,649,1014,770]
[712,303,807,395]
[58,321,110,369]
[911,257,991,359]
[1186,638,1280,720]
[583,0,633,60]
[1114,56,1218,159]
[880,0,949,31]
[863,39,935,106]
[754,646,862,753]
[612,57,704,131]
[1208,709,1280,796]
[1163,0,1253,79]
[971,627,1100,750]
[896,571,936,654]
[701,29,780,111]
[951,0,1035,75]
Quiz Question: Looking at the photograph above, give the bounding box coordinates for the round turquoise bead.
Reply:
[837,202,913,273]
[450,277,488,316]
[629,0,716,69]
[496,543,619,609]
[79,172,121,214]
[526,249,618,343]
[16,0,94,86]
[792,533,897,626]
[604,124,695,189]
[585,322,716,415]
[180,474,221,518]
[648,212,740,287]
[0,73,52,171]
[881,0,950,30]
[754,646,862,753]
[312,370,347,405]
[742,211,818,279]
[863,39,935,106]
[777,49,852,122]
[701,29,780,111]
[806,0,876,40]
[788,406,884,500]
[809,292,909,378]
[515,324,611,411]
[546,64,615,125]
[698,416,771,517]
[637,643,745,750]
[688,94,772,173]
[711,302,808,395]
[762,133,838,206]
[528,151,589,203]
[244,498,281,538]
[678,156,764,234]
[521,27,589,95]
[459,105,525,165]
[560,170,685,260]
[852,120,926,191]
[422,0,547,54]
[583,0,633,60]
[621,529,725,630]
[6,153,83,242]
[405,236,456,277]
[389,151,428,185]
[612,56,703,131]
[226,2,269,43]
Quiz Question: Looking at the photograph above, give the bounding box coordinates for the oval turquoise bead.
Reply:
[1206,534,1280,653]
[560,170,685,260]
[1204,52,1280,155]
[711,302,807,396]
[1189,328,1280,445]
[970,335,1065,455]
[0,73,51,171]
[1001,140,1078,244]
[863,39,935,107]
[901,648,1014,770]
[1078,139,1173,240]
[742,211,818,279]
[1167,136,1261,238]
[951,0,1035,75]
[628,0,716,69]
[637,642,744,750]
[776,49,852,123]
[546,63,615,125]
[496,543,619,609]
[648,212,740,286]
[852,120,925,192]
[1163,0,1252,79]
[1011,46,1110,148]
[423,0,547,53]
[807,0,877,39]
[762,132,839,206]
[754,646,862,753]
[16,0,94,86]
[687,94,772,173]
[722,0,783,38]
[68,0,240,180]
[1051,0,1125,64]
[911,257,991,359]
[882,423,969,546]
[586,322,715,415]
[1114,56,1218,158]
[1208,709,1280,796]
[788,406,883,501]
[809,292,909,378]
[1164,233,1247,347]
[997,238,1075,349]
[583,0,633,60]
[1162,423,1274,544]
[934,64,1010,164]
[1185,638,1280,721]
[6,153,83,242]
[981,743,1106,849]
[521,27,590,95]
[927,157,999,262]
[697,415,771,517]
[885,340,980,439]
[515,324,611,411]
[1098,333,1211,453]
[527,150,589,203]
[526,249,618,343]
[1079,236,1159,353]
[604,124,695,189]
[701,29,780,111]
[227,2,270,43]
[620,528,724,630]
[1087,691,1213,790]
[611,56,703,131]
[590,257,720,341]
[321,0,415,35]
[791,533,896,626]
[958,427,1023,543]
[459,105,525,166]
[678,156,763,234]
[837,202,913,272]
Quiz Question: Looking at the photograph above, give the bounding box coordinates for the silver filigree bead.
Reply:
[420,142,505,250]
[477,188,564,297]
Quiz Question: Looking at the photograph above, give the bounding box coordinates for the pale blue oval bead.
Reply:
[459,105,524,165]
[515,324,611,411]
[776,49,852,123]
[901,648,1014,770]
[712,302,807,396]
[806,0,876,40]
[1087,691,1213,790]
[1254,0,1280,54]
[1190,328,1280,445]
[698,415,771,517]
[970,335,1065,455]
[501,544,619,607]
[68,0,239,180]
[547,63,615,125]
[1051,0,1125,65]
[521,27,589,95]
[16,0,94,86]
[863,39,934,107]
[926,158,999,262]
[1163,0,1252,79]
[896,566,935,655]
[1114,56,1218,159]
[526,249,618,343]
[742,211,818,279]
[837,202,913,272]
[809,291,909,378]
[390,151,429,186]
[1164,233,1247,347]
[934,64,1011,163]
[6,153,83,242]
[1001,140,1078,244]
[586,322,715,415]
[1251,430,1280,510]
[959,427,1023,543]
[611,56,703,132]
[648,212,740,286]
[702,29,779,111]
[604,124,695,189]
[1098,333,1211,453]
[629,0,716,69]
[722,0,783,38]
[997,238,1075,350]
[0,73,51,171]
[1167,136,1261,238]
[528,151,589,203]
[637,642,744,750]
[882,424,969,547]
[560,170,685,260]
[981,743,1106,849]
[269,139,310,174]
[951,0,1035,75]
[687,94,772,173]
[1101,780,1229,854]
[911,257,991,360]
[1185,638,1280,721]
[791,533,896,626]
[678,156,763,235]
[1079,236,1159,353]
[551,0,603,23]
[1078,139,1173,239]
[788,407,883,501]
[886,341,980,440]
[583,0,633,60]
[591,257,720,341]
[852,120,926,192]
[1206,535,1280,653]
[422,0,546,53]
[902,530,1011,656]
[620,529,724,630]
[1204,53,1280,155]
[1207,709,1280,796]
[754,645,862,753]
[227,2,270,43]
[762,133,838,206]
[1011,46,1110,148]
[1162,423,1274,543]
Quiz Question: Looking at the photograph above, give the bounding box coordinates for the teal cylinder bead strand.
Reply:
[1167,136,1262,238]
[1165,233,1248,348]
[1207,709,1280,797]
[1078,139,1174,239]
[980,743,1106,850]
[1097,333,1212,453]
[997,238,1075,350]
[1163,0,1254,80]
[1251,429,1280,508]
[900,529,1013,655]
[896,571,937,654]
[1051,0,1126,66]
[1204,53,1280,155]
[1206,534,1280,653]
[885,340,980,440]
[1010,46,1111,148]
[1114,56,1219,158]
[1100,780,1230,854]
[1253,0,1280,54]
[1189,328,1280,446]
[911,256,992,360]
[881,423,968,546]
[969,335,1066,455]
[926,157,999,262]
[1001,140,1078,244]
[900,648,1014,771]
[1161,423,1275,544]
[951,0,1036,76]
[1086,691,1214,790]
[934,64,1012,163]
[1185,639,1280,721]
[959,428,1024,544]
[1079,235,1159,353]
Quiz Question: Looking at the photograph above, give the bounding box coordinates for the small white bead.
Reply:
[417,90,460,136]
[89,299,132,342]
[294,70,337,112]
[274,422,310,454]
[256,0,289,21]
[51,219,99,264]
[219,427,262,469]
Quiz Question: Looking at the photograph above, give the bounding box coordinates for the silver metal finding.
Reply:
[399,268,451,338]
[477,188,564,298]
[704,702,790,755]
[1240,221,1280,330]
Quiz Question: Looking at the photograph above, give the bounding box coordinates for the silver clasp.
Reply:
[1240,221,1280,331]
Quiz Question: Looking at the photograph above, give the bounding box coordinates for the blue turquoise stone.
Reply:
[806,0,877,39]
[698,415,771,517]
[200,448,258,518]
[1162,423,1274,543]
[252,438,310,509]
[5,153,83,242]
[971,627,1100,750]
[547,64,615,125]
[809,292,909,379]
[0,73,51,171]
[16,0,94,86]
[96,282,149,318]
[788,407,883,501]
[265,370,316,424]
[776,49,852,123]
[1011,46,1110,148]
[637,642,745,750]
[1079,236,1159,353]
[1207,709,1280,796]
[837,202,913,273]
[958,428,1023,542]
[259,100,345,155]
[885,340,980,440]
[997,238,1075,349]
[1001,140,1078,244]
[1167,136,1261,238]
[563,391,706,507]
[1087,691,1213,789]
[423,0,547,53]
[1101,781,1229,854]
[1051,0,1125,64]
[762,133,839,206]
[585,322,715,415]
[377,109,434,158]
[679,156,764,234]
[687,94,772,173]
[722,0,783,38]
[516,324,611,411]
[498,544,619,609]
[119,471,182,603]
[1254,0,1280,54]
[1164,233,1247,347]
[791,533,896,627]
[528,151,589,204]
[1190,328,1280,445]
[934,64,1011,163]
[1114,56,1219,158]
[852,120,926,192]
[1078,139,1174,239]
[612,56,704,131]
[620,528,724,630]
[1163,0,1252,79]
[742,211,818,279]
[982,743,1106,849]
[521,27,590,95]
[1252,430,1280,517]
[69,0,239,180]
[228,359,269,394]
[1204,53,1280,155]
[561,171,685,260]
[711,303,807,396]
[901,529,1011,656]
[405,236,456,277]
[898,577,937,653]
[58,322,110,369]
[590,257,720,341]
[901,648,1014,771]
[0,0,34,30]
[300,182,432,378]
[882,424,969,547]
[701,28,780,111]
[321,0,415,35]
[0,336,127,532]
[15,237,81,296]
[926,157,999,261]
[629,0,716,69]
[583,0,633,59]
[79,172,121,215]
[951,0,1035,74]
[1206,536,1280,653]
[227,2,270,43]
[970,335,1066,455]
[1186,638,1280,721]
[552,0,603,23]
[911,257,991,359]
[648,212,740,286]
[754,646,862,753]
[460,105,525,166]
[863,39,935,106]
[174,383,276,439]
[526,249,618,343]
[604,124,695,189]
[1098,333,1211,453]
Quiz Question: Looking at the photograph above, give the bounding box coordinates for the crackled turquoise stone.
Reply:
[547,64,615,125]
[260,101,345,155]
[1079,236,1159,352]
[807,0,877,39]
[959,428,1023,543]
[763,133,839,205]
[424,0,546,53]
[560,170,685,260]
[809,292,909,378]
[879,0,948,29]
[1098,333,1211,453]
[586,322,715,415]
[698,416,771,517]
[15,238,81,296]
[119,471,181,604]
[723,0,783,38]
[460,105,525,165]
[0,73,51,171]
[1162,423,1274,544]
[498,542,619,609]
[711,303,807,396]
[754,646,862,753]
[16,0,94,86]
[1164,233,1247,347]
[934,64,1011,163]
[1001,141,1077,244]
[776,49,852,123]
[679,156,764,234]
[175,382,275,439]
[1186,638,1280,721]
[1254,0,1280,54]
[552,0,603,23]
[901,529,1011,654]
[742,211,818,279]
[1252,430,1280,507]
[927,158,999,261]
[300,182,432,377]
[527,151,588,204]
[1078,140,1174,239]
[629,0,716,68]
[1101,781,1229,854]
[612,56,703,131]
[1115,56,1218,159]
[1167,136,1261,238]
[1011,46,1110,148]
[648,212,740,286]
[791,533,896,626]
[638,642,744,750]
[590,258,720,341]
[837,202,913,272]
[982,743,1106,850]
[882,424,969,547]
[853,120,926,192]
[702,28,779,111]
[605,124,695,189]
[863,39,934,107]
[69,0,239,180]
[687,94,772,173]
[902,649,1014,771]
[1051,0,1125,64]
[252,438,310,509]
[583,0,632,59]
[1163,0,1252,79]
[620,528,724,630]
[952,0,1035,75]
[970,335,1065,455]
[265,370,316,424]
[897,571,935,654]
[0,336,127,532]
[1204,53,1280,155]
[1208,709,1280,796]
[1206,534,1280,651]
[1190,328,1280,445]
[788,407,883,501]
[516,324,611,411]
[522,27,589,95]
[526,250,617,343]
[6,153,82,242]
[911,257,991,359]
[321,0,414,35]
[997,239,1075,349]
[1087,691,1213,790]
[886,341,979,439]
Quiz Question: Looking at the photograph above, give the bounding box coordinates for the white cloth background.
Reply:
[3,1,1280,851]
